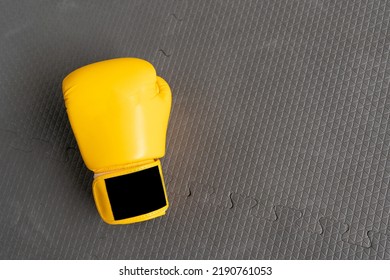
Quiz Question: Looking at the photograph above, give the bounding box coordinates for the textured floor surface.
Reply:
[1,0,390,259]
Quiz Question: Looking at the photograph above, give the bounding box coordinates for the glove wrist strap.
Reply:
[92,160,168,225]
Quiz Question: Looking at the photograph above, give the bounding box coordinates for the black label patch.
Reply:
[105,166,167,220]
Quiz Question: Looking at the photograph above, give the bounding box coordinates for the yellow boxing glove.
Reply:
[62,58,171,225]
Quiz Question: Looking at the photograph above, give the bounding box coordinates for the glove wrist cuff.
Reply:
[93,159,155,178]
[92,160,168,225]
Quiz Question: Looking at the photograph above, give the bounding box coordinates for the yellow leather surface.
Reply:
[63,58,171,173]
[62,58,171,224]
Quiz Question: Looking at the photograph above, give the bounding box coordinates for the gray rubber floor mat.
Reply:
[1,0,390,259]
